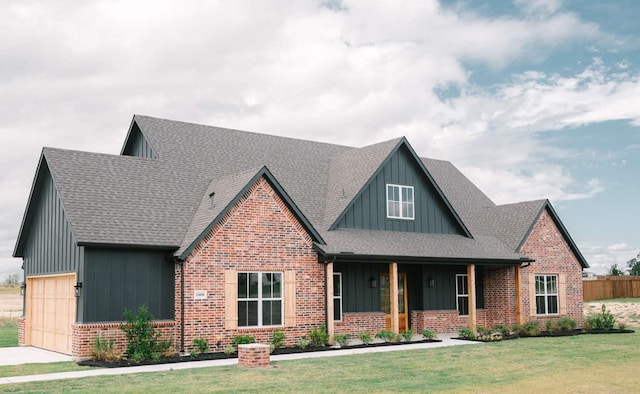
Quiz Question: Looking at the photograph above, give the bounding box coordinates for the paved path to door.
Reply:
[0,334,480,385]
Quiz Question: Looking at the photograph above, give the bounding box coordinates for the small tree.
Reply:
[120,305,161,362]
[627,253,640,276]
[2,274,19,287]
[608,263,625,276]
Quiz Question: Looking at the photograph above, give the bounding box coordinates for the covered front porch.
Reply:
[323,259,526,339]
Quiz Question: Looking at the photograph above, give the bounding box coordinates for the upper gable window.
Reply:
[386,184,414,220]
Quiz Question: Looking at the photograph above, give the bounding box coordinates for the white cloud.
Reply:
[580,243,639,274]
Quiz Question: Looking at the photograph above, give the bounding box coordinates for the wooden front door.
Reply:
[381,273,408,331]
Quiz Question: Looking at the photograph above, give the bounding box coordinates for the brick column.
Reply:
[238,344,270,368]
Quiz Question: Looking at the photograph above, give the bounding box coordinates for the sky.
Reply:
[1,0,639,280]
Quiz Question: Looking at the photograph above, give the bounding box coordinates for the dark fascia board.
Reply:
[516,200,589,269]
[178,166,325,261]
[314,245,532,266]
[77,241,179,250]
[12,150,48,258]
[328,137,473,238]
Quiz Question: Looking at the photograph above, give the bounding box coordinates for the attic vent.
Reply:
[340,188,347,200]
[209,192,215,209]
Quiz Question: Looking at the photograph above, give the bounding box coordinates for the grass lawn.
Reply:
[595,298,640,303]
[2,331,638,393]
[0,318,18,347]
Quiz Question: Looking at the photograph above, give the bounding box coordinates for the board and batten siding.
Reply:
[334,146,464,234]
[421,265,484,310]
[22,164,82,277]
[121,122,156,158]
[82,248,174,322]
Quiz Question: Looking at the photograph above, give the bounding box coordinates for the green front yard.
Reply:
[1,331,638,393]
[0,318,17,348]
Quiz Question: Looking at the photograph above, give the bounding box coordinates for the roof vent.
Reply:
[209,192,215,209]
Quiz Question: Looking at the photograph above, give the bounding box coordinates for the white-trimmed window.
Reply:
[333,273,342,322]
[535,275,558,315]
[386,184,414,219]
[456,274,469,316]
[238,272,282,327]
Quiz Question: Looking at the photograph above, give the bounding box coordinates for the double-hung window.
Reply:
[535,275,558,315]
[456,274,469,316]
[386,184,414,219]
[238,272,282,327]
[333,273,342,322]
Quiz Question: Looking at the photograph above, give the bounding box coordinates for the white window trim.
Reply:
[535,274,559,316]
[238,272,284,328]
[456,274,469,317]
[333,272,342,322]
[386,184,415,220]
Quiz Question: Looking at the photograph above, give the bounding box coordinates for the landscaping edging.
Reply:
[455,329,635,342]
[77,338,442,368]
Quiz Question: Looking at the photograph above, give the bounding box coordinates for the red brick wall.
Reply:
[176,177,325,352]
[335,312,386,336]
[18,317,26,346]
[411,309,488,333]
[519,208,584,327]
[71,321,177,360]
[483,266,517,326]
[238,344,270,367]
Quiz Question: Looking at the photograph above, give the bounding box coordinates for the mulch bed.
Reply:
[454,328,635,342]
[77,338,442,368]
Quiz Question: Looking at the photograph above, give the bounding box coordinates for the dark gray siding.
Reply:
[22,164,82,276]
[336,263,387,313]
[82,248,174,322]
[122,122,156,158]
[335,146,464,234]
[421,265,484,310]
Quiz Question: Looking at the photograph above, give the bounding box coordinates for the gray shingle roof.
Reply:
[16,114,585,266]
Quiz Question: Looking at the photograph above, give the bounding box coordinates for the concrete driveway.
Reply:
[0,347,72,366]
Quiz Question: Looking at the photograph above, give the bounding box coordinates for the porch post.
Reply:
[515,266,523,325]
[467,264,477,333]
[326,261,334,343]
[390,262,399,334]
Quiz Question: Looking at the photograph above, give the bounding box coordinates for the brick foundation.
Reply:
[18,317,26,346]
[411,309,489,333]
[335,312,386,336]
[238,343,270,367]
[71,320,177,360]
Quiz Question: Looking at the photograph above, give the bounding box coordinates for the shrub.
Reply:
[334,333,350,347]
[120,305,161,361]
[157,337,177,358]
[231,335,255,348]
[375,330,396,342]
[458,327,474,339]
[308,325,330,346]
[224,344,235,355]
[357,331,372,345]
[297,337,310,349]
[545,320,556,334]
[556,316,577,332]
[421,329,437,340]
[585,305,616,331]
[91,335,122,362]
[192,338,209,354]
[492,324,510,338]
[400,329,414,342]
[519,321,540,337]
[271,328,286,350]
[618,321,627,330]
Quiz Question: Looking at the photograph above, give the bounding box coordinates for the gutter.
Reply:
[316,250,533,266]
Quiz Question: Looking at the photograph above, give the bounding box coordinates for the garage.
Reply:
[27,274,76,355]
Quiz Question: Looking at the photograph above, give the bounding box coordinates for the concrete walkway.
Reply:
[0,334,480,385]
[0,347,72,366]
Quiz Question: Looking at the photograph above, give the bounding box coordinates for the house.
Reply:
[13,115,588,359]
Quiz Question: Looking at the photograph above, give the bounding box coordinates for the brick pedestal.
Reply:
[238,344,270,368]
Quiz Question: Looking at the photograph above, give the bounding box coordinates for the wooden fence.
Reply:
[583,276,640,301]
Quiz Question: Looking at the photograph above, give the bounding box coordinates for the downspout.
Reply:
[174,258,185,353]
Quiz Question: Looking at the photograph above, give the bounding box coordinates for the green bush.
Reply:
[271,328,286,350]
[421,329,437,339]
[120,305,161,362]
[458,327,475,339]
[334,333,350,347]
[519,321,540,337]
[297,337,310,349]
[91,335,122,362]
[545,320,556,334]
[231,334,256,348]
[556,316,577,332]
[400,329,414,341]
[375,330,396,342]
[308,325,330,346]
[492,324,510,337]
[223,344,235,355]
[192,338,209,354]
[357,331,372,345]
[585,305,616,331]
[157,337,177,358]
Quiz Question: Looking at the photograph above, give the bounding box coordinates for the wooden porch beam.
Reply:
[326,261,334,344]
[390,262,399,334]
[515,266,523,325]
[467,264,477,333]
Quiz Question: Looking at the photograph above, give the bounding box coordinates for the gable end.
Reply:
[121,117,156,158]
